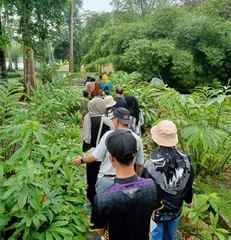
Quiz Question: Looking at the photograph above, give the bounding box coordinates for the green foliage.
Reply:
[196,176,231,223]
[183,194,211,225]
[7,71,23,79]
[81,0,231,91]
[151,83,231,175]
[183,193,229,239]
[11,44,22,66]
[206,212,229,240]
[111,72,231,176]
[37,64,60,84]
[0,80,88,239]
[119,38,195,88]
[110,72,159,126]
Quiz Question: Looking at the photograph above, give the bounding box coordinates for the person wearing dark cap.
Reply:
[114,87,127,108]
[142,120,194,240]
[89,129,163,240]
[73,107,144,194]
[84,76,91,86]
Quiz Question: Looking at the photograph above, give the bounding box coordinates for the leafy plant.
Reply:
[0,80,89,239]
[151,83,231,175]
[37,64,60,84]
[183,193,229,239]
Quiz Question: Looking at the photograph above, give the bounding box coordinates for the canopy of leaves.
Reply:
[81,0,231,91]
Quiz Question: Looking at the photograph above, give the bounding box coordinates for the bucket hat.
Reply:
[104,95,116,108]
[151,120,178,147]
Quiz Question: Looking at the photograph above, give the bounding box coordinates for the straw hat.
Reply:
[104,95,116,108]
[151,120,178,147]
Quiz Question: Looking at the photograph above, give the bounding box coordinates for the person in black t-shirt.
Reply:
[90,129,163,240]
[114,87,127,109]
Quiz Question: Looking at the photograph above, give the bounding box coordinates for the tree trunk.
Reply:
[15,60,18,70]
[21,11,36,93]
[0,17,7,84]
[5,4,13,72]
[8,45,13,71]
[140,0,144,18]
[48,41,52,66]
[23,46,36,92]
[69,3,74,73]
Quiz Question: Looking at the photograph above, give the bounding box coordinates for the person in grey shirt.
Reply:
[73,108,144,193]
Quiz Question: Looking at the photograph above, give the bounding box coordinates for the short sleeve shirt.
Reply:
[114,97,127,108]
[90,175,163,240]
[92,128,144,178]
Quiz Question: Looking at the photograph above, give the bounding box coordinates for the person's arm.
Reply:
[184,186,194,208]
[184,161,194,208]
[72,154,96,166]
[73,132,110,166]
[89,196,105,236]
[134,136,144,176]
[93,228,105,236]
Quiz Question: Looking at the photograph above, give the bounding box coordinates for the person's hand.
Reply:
[72,156,82,166]
[187,200,194,208]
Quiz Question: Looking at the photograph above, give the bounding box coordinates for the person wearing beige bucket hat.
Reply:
[142,120,194,240]
[104,95,116,119]
[151,120,178,147]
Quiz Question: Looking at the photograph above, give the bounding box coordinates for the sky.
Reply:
[82,0,113,12]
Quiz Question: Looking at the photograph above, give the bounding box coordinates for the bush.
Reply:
[7,71,23,78]
[0,81,88,239]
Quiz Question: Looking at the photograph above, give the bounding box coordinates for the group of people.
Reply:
[73,83,194,240]
[80,84,144,136]
[84,74,113,98]
[80,74,113,120]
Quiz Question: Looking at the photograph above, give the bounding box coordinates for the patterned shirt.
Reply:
[90,174,163,240]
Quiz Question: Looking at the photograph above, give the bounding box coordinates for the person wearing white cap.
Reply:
[142,120,194,240]
[104,95,116,119]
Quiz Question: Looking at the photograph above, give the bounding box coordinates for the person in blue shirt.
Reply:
[100,74,112,95]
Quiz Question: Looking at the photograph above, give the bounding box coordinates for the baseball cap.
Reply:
[114,107,131,125]
[106,129,137,162]
[151,120,178,147]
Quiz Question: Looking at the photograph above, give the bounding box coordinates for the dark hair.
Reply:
[106,130,137,166]
[124,95,140,125]
[83,90,89,98]
[99,75,103,79]
[115,154,135,166]
[90,77,95,82]
[104,90,110,95]
[116,87,124,94]
[105,106,115,117]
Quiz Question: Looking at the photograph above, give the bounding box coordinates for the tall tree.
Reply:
[8,0,67,92]
[0,19,7,84]
[69,2,74,72]
[0,4,7,84]
[53,0,82,70]
[5,4,13,71]
[110,0,171,18]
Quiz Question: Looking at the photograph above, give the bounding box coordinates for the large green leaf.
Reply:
[18,185,30,208]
